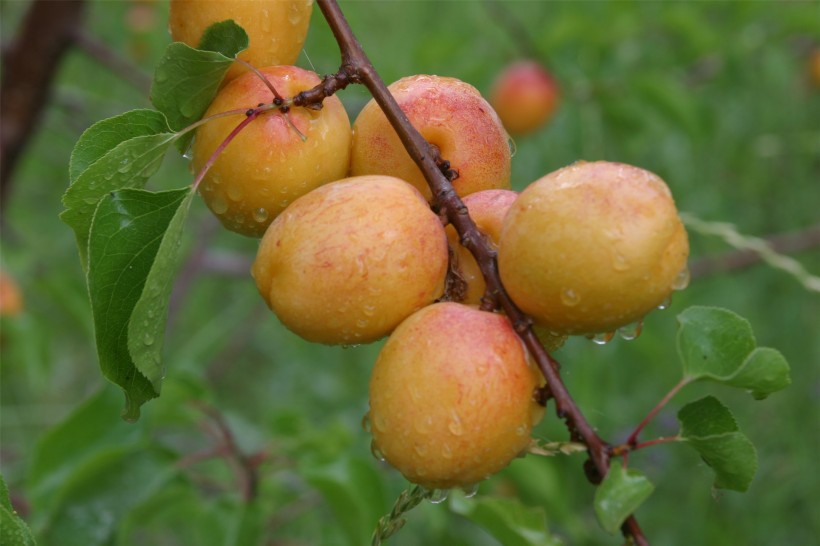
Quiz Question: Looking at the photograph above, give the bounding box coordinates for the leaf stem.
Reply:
[190,108,260,191]
[626,378,689,448]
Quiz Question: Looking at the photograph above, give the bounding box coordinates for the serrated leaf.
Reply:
[87,188,194,421]
[678,396,758,492]
[61,132,176,268]
[0,473,36,546]
[677,306,790,399]
[593,460,654,534]
[449,491,562,546]
[38,445,175,546]
[151,20,248,153]
[69,109,170,184]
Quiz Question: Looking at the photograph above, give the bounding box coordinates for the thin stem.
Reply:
[235,58,283,101]
[626,378,689,448]
[190,109,260,191]
[633,436,681,451]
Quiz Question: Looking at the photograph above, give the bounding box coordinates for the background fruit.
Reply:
[169,0,313,82]
[368,302,544,489]
[192,65,351,237]
[490,60,560,136]
[498,160,689,335]
[445,189,518,305]
[350,75,511,201]
[252,175,448,345]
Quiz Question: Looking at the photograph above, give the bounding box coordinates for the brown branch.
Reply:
[0,0,86,215]
[689,223,820,279]
[315,1,646,544]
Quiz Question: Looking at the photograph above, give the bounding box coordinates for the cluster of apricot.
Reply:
[172,0,689,491]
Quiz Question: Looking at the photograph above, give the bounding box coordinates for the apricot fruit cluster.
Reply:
[175,6,689,492]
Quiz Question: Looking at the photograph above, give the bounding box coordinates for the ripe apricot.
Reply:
[169,0,313,82]
[498,161,689,335]
[192,65,351,237]
[350,75,511,201]
[490,60,560,135]
[252,175,448,345]
[368,302,544,490]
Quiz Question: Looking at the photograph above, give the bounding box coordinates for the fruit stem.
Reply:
[190,108,261,191]
[235,58,284,101]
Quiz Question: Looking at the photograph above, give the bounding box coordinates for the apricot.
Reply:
[368,302,544,490]
[192,65,351,237]
[252,175,448,345]
[350,75,511,201]
[498,161,689,335]
[169,0,313,82]
[445,189,518,305]
[490,60,560,135]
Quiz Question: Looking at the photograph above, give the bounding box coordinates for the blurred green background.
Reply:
[1,1,819,545]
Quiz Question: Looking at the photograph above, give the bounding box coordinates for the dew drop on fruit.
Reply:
[507,135,517,158]
[414,444,429,457]
[253,208,269,223]
[414,415,433,434]
[370,439,386,461]
[361,412,371,433]
[373,413,388,433]
[462,483,480,498]
[618,320,643,341]
[515,424,528,436]
[288,3,303,25]
[560,288,581,307]
[226,185,243,201]
[612,253,630,271]
[260,9,272,32]
[657,294,672,310]
[427,489,450,504]
[210,196,229,215]
[589,331,615,345]
[448,410,464,436]
[672,266,691,291]
[441,443,453,459]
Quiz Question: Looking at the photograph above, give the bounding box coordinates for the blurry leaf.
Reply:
[151,20,248,152]
[87,188,194,421]
[678,396,758,492]
[0,473,36,546]
[303,456,387,546]
[39,445,175,546]
[677,306,790,399]
[116,484,228,546]
[68,110,170,184]
[61,133,176,268]
[593,461,654,534]
[449,491,562,546]
[633,75,704,136]
[27,388,139,514]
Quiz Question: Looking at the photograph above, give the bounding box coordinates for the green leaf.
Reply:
[38,445,175,546]
[449,491,562,546]
[676,306,790,399]
[593,460,654,534]
[68,109,170,184]
[87,188,194,421]
[0,473,36,546]
[61,132,176,268]
[678,396,758,492]
[151,20,248,152]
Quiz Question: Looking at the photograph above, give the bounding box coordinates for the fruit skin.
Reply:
[490,60,560,136]
[252,175,448,345]
[192,65,351,237]
[368,302,544,490]
[169,0,313,83]
[445,189,518,305]
[498,160,689,335]
[350,75,511,202]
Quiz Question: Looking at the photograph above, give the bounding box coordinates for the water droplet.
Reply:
[427,489,449,504]
[182,146,193,160]
[414,444,429,457]
[363,304,376,317]
[507,135,517,157]
[448,410,464,436]
[441,443,453,459]
[155,68,168,83]
[590,331,615,345]
[657,294,672,310]
[673,266,690,291]
[356,318,368,329]
[560,288,580,306]
[260,9,272,31]
[210,195,228,215]
[618,320,643,341]
[476,361,488,375]
[370,440,385,461]
[515,424,528,436]
[409,384,422,403]
[461,483,479,498]
[414,415,433,434]
[373,414,387,432]
[117,159,132,174]
[143,334,154,346]
[288,3,303,25]
[612,253,629,271]
[226,184,243,201]
[361,412,371,433]
[253,207,269,223]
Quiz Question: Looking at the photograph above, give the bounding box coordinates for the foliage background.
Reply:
[1,1,818,545]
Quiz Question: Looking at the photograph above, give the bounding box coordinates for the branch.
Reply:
[314,1,646,544]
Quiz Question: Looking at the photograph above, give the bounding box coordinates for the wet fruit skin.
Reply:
[192,65,351,237]
[445,189,518,305]
[490,60,560,136]
[169,0,313,83]
[252,175,449,345]
[350,75,512,202]
[498,160,689,335]
[369,302,545,490]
